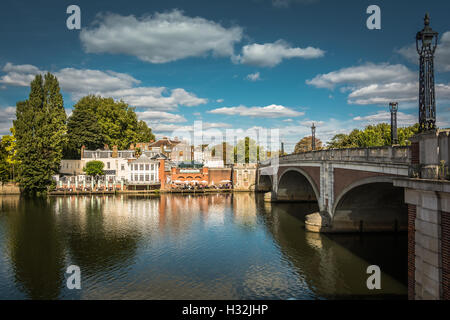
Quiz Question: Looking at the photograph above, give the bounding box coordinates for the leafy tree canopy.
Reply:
[14,73,67,195]
[83,160,104,179]
[65,95,155,159]
[294,136,323,154]
[327,123,419,149]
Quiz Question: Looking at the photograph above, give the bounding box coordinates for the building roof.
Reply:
[150,137,181,148]
[131,154,159,164]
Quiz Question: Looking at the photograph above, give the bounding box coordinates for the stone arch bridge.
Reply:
[257,146,411,232]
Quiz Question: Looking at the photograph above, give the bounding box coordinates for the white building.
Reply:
[128,154,160,185]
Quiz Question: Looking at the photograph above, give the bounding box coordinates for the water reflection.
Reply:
[0,193,407,299]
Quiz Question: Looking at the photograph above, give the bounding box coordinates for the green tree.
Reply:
[0,139,9,184]
[2,127,20,180]
[14,73,67,195]
[233,137,262,163]
[294,136,323,153]
[65,95,155,159]
[83,160,104,181]
[327,123,419,149]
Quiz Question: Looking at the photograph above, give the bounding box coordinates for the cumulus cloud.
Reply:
[353,111,416,125]
[237,40,324,67]
[246,72,261,81]
[306,62,450,106]
[306,63,415,89]
[0,63,208,109]
[0,106,16,135]
[208,104,305,118]
[397,31,450,72]
[150,122,231,133]
[348,82,418,105]
[136,110,187,123]
[0,63,44,86]
[80,10,243,64]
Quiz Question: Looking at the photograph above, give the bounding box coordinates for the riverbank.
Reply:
[47,189,239,196]
[0,183,20,195]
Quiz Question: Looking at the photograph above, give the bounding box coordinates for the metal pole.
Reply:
[417,13,438,132]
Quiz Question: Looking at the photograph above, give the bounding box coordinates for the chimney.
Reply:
[81,145,85,159]
[104,144,109,150]
[112,145,118,158]
[159,158,166,190]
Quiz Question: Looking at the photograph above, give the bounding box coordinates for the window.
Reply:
[107,162,110,169]
[145,174,149,181]
[135,174,138,181]
[140,174,144,181]
[145,164,149,171]
[140,164,144,171]
[134,164,138,171]
[151,164,154,171]
[121,164,125,171]
[131,175,133,181]
[151,174,154,181]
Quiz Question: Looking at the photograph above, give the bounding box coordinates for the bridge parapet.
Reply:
[259,146,411,167]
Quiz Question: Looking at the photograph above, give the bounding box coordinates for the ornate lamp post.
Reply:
[311,123,316,151]
[416,13,439,132]
[389,102,399,145]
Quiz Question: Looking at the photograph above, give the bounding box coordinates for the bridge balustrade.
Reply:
[259,146,411,167]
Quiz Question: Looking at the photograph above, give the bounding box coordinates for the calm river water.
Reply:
[0,193,407,299]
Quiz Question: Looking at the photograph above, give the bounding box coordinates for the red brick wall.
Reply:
[442,210,450,300]
[209,168,232,185]
[333,168,393,201]
[408,204,416,300]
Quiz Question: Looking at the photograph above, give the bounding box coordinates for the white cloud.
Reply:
[353,111,416,125]
[0,63,44,86]
[397,31,450,72]
[306,63,415,89]
[246,72,261,81]
[136,110,187,123]
[306,62,450,106]
[216,99,224,103]
[55,68,140,98]
[208,104,305,118]
[0,63,208,109]
[80,10,243,63]
[0,106,16,135]
[150,122,231,133]
[237,40,324,67]
[348,82,418,105]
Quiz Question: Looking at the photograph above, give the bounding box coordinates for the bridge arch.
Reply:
[276,168,319,203]
[258,174,272,192]
[332,176,407,232]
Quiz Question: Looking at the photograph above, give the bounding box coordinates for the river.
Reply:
[0,193,407,299]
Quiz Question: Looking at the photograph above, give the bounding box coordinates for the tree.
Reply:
[0,139,9,184]
[65,95,155,159]
[1,127,20,181]
[327,123,419,149]
[294,136,323,154]
[232,137,265,163]
[14,73,67,195]
[83,160,104,181]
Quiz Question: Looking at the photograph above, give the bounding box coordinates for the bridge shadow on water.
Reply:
[256,194,407,299]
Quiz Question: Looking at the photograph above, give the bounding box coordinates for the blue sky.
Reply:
[1,0,450,151]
